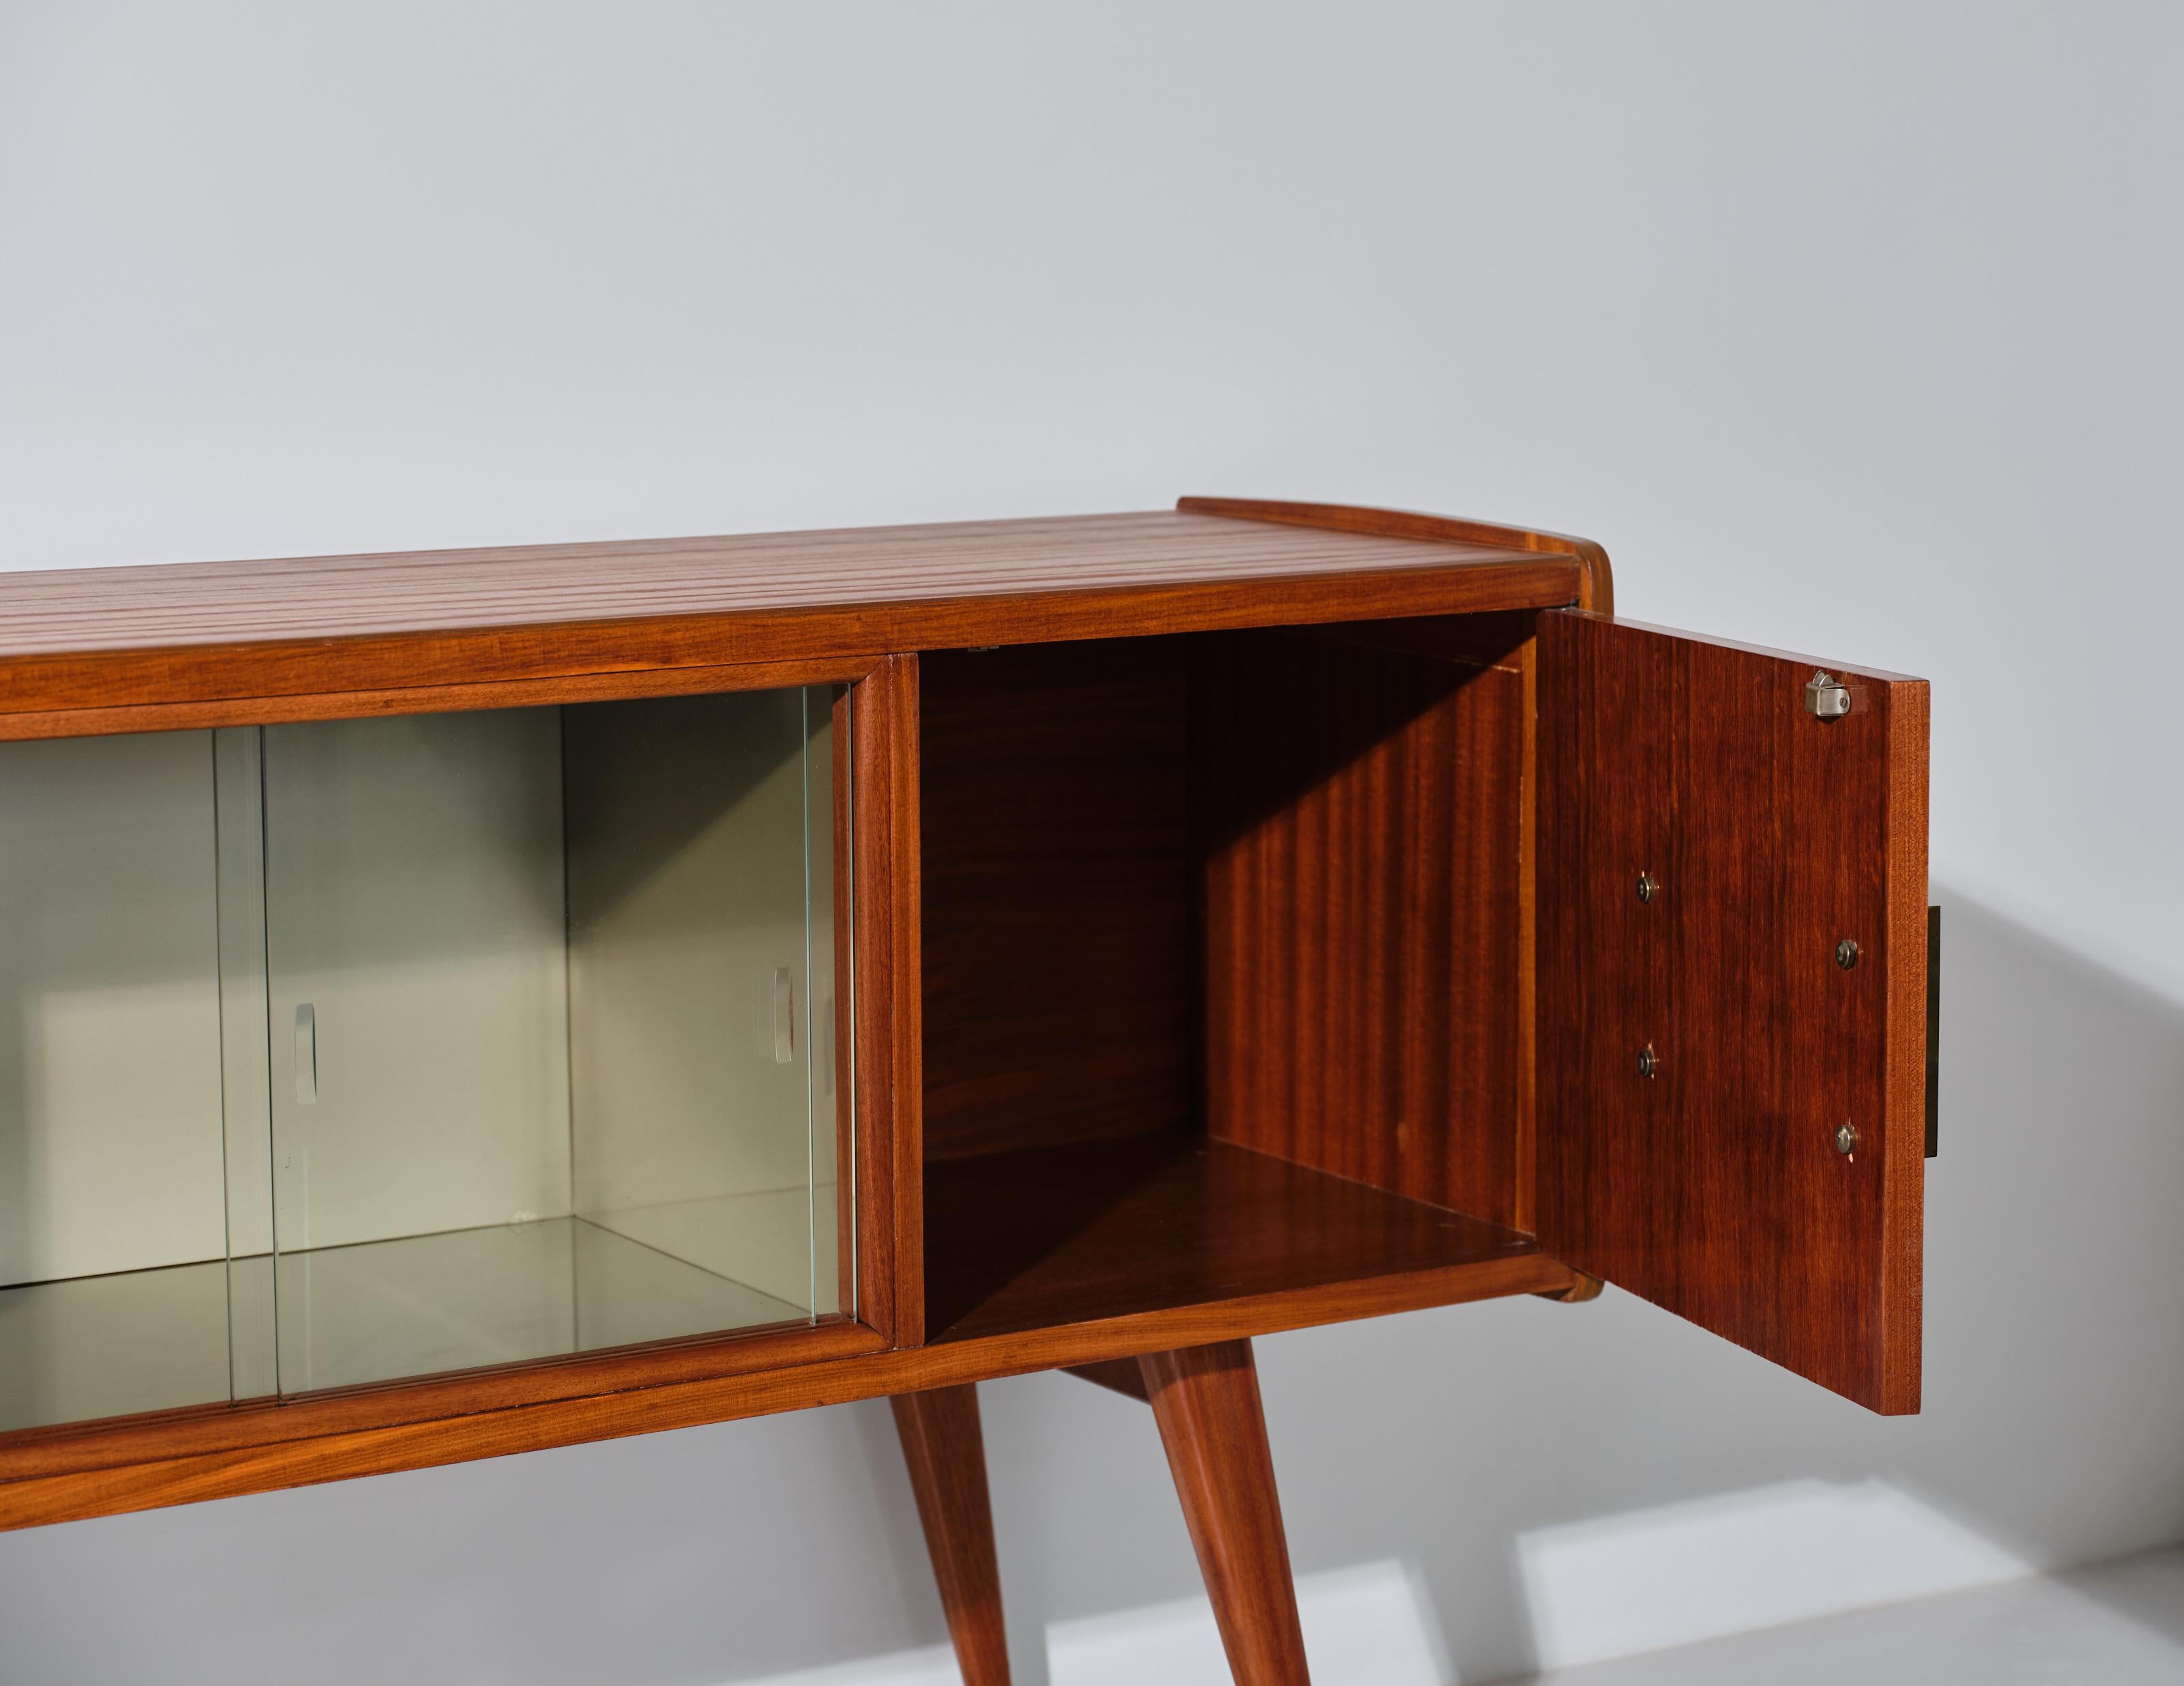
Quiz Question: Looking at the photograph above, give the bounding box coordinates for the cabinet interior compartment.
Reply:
[0,686,846,1433]
[918,618,1541,1341]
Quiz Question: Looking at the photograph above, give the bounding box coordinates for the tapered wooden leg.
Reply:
[1138,1339,1311,1685]
[890,1384,1012,1685]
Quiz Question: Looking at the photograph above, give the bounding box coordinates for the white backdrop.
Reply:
[2,5,2181,1682]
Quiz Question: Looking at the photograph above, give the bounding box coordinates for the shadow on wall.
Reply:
[0,885,2181,1686]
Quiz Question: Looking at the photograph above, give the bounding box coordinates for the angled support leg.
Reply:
[891,1384,1012,1686]
[1138,1339,1312,1686]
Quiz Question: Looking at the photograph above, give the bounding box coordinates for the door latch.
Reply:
[1805,670,1852,720]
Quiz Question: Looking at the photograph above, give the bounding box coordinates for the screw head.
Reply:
[1836,938,1861,969]
[1637,1042,1658,1078]
[1835,1121,1859,1156]
[1637,872,1659,904]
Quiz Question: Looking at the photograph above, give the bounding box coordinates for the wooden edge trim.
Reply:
[884,655,925,1347]
[0,655,885,742]
[0,562,1583,718]
[1177,496,1613,618]
[1878,676,1931,1415]
[849,656,923,1347]
[0,1317,889,1485]
[1551,612,1926,688]
[0,1251,1575,1531]
[852,676,889,1344]
[1514,623,1541,1233]
[850,668,896,1345]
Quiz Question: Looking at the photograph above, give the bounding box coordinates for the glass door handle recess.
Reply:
[771,967,794,1065]
[294,1003,317,1104]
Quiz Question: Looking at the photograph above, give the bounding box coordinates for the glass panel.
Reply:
[0,730,268,1431]
[259,688,841,1395]
[0,687,846,1429]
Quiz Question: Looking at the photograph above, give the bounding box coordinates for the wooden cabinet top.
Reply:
[0,499,1608,729]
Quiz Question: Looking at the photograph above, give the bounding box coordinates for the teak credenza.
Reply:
[0,498,1930,1685]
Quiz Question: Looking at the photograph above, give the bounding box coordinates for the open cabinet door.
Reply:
[1537,611,1929,1413]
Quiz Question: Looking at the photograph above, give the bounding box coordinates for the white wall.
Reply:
[1,5,2179,1683]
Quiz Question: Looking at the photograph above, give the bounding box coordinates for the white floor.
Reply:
[1489,1547,2184,1686]
[719,1548,2184,1685]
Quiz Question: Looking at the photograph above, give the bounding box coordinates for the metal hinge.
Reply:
[1805,670,1853,720]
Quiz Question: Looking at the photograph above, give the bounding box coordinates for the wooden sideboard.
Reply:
[0,498,1930,1685]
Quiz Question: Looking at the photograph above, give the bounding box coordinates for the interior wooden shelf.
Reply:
[923,1134,1539,1344]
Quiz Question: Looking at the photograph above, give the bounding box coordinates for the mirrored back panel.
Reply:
[0,685,848,1431]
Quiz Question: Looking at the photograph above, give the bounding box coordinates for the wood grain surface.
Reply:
[1140,1340,1310,1685]
[1194,625,1528,1227]
[855,655,925,1347]
[919,638,1192,1161]
[922,1135,1537,1343]
[1175,494,1612,618]
[0,510,1581,721]
[1537,611,1928,1412]
[0,653,885,743]
[891,1384,1013,1686]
